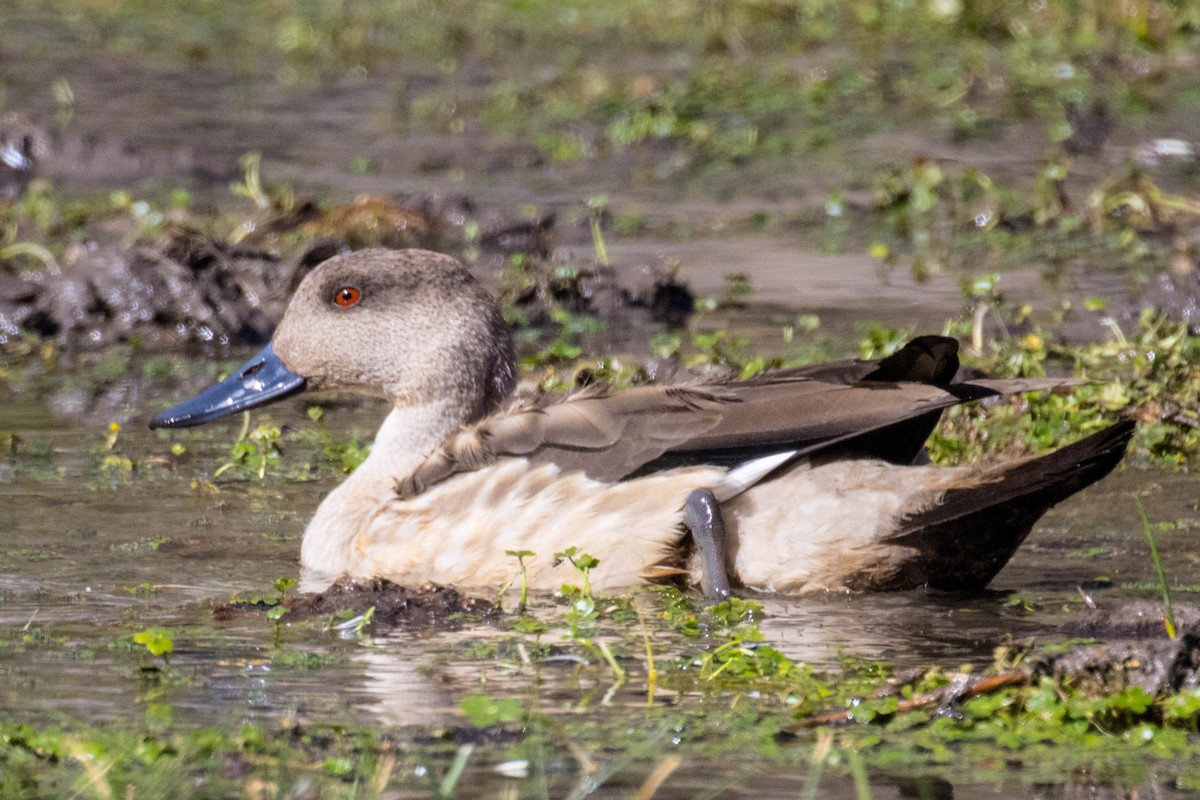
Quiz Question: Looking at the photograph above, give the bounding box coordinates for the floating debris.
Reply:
[214,578,498,627]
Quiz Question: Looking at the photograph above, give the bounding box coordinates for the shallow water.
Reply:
[3,5,1200,794]
[0,3,1166,348]
[1,356,1196,797]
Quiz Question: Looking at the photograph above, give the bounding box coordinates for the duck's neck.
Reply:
[355,399,469,495]
[299,398,468,580]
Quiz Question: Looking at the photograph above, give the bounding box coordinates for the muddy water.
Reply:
[2,11,1198,796]
[0,6,1154,345]
[1,356,1196,797]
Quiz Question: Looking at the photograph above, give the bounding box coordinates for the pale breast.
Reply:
[301,450,984,597]
[349,459,726,593]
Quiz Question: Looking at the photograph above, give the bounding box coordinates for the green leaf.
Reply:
[133,627,174,657]
[322,757,354,776]
[459,694,523,728]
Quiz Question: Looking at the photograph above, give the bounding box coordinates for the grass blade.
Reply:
[1138,499,1177,639]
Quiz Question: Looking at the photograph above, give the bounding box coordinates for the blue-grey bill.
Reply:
[150,343,307,429]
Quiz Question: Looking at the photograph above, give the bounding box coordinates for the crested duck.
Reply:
[151,248,1133,597]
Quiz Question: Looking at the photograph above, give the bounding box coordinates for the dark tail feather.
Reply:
[885,420,1136,591]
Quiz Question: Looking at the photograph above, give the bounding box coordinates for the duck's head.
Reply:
[150,248,518,429]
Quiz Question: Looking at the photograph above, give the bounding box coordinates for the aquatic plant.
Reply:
[546,548,627,688]
[214,415,282,480]
[554,546,599,599]
[1139,500,1178,639]
[500,549,535,614]
[132,627,173,668]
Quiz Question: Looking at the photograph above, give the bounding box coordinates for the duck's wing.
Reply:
[627,372,1081,474]
[397,382,730,496]
[703,334,960,464]
[396,372,1080,498]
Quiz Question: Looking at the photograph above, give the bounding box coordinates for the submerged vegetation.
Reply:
[4,582,1200,798]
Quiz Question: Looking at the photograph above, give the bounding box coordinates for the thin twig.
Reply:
[787,669,1031,731]
[632,755,682,800]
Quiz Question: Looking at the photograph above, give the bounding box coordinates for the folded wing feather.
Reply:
[395,372,1081,499]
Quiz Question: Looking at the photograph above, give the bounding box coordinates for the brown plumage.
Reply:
[397,371,1083,497]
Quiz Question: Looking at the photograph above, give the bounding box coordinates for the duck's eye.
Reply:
[333,287,362,308]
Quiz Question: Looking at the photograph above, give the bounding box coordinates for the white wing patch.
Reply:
[715,450,800,501]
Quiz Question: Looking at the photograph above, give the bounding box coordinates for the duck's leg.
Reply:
[683,489,733,600]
